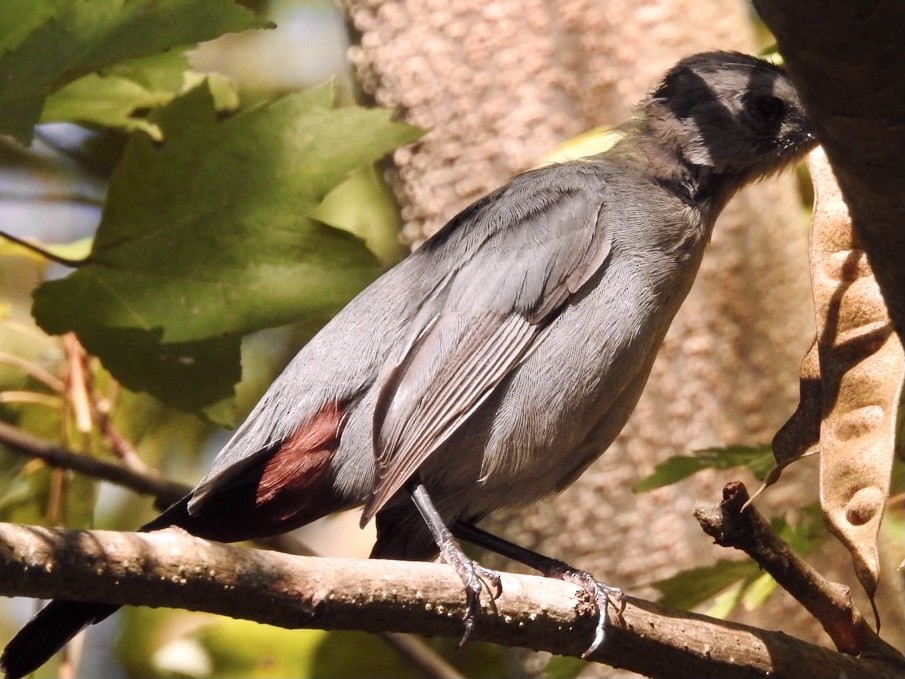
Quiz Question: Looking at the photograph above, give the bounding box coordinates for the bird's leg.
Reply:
[453,521,624,657]
[409,481,503,645]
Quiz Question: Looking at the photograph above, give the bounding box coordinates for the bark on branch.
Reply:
[695,482,903,664]
[0,522,900,679]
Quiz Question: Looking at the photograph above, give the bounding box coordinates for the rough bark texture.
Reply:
[1,522,901,679]
[336,2,849,676]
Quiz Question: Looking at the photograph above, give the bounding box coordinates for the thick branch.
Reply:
[0,523,900,679]
[0,423,453,675]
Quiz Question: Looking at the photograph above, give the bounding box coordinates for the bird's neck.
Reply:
[609,115,741,214]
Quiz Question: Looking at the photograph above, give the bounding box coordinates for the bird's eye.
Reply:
[751,95,785,124]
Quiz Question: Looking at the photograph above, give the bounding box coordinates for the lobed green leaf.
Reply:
[32,81,420,414]
[0,0,267,143]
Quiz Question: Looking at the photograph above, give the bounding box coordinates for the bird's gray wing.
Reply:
[361,166,613,523]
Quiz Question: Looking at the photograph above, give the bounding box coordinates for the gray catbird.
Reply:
[2,51,816,679]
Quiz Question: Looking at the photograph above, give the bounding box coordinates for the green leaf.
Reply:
[540,126,624,165]
[704,579,747,619]
[183,623,428,679]
[32,81,420,411]
[0,0,268,143]
[41,51,241,139]
[75,326,242,419]
[41,51,191,139]
[0,1,61,54]
[771,503,825,555]
[179,621,505,679]
[543,655,588,679]
[186,71,240,112]
[739,571,779,610]
[652,559,761,611]
[311,164,408,266]
[633,444,775,492]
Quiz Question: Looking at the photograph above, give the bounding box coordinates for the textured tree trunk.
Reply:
[337,1,902,675]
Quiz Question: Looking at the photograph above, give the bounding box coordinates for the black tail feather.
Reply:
[139,492,193,532]
[0,600,119,679]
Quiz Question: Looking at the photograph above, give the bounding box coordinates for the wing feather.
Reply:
[360,163,615,523]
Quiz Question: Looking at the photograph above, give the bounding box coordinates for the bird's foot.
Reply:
[437,537,503,646]
[542,561,624,657]
[409,482,503,645]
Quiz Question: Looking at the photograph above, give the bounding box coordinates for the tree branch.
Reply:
[695,482,904,665]
[0,421,316,561]
[0,420,188,508]
[0,523,900,679]
[3,425,902,675]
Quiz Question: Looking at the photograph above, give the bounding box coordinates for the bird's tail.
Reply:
[0,600,119,679]
[0,496,194,679]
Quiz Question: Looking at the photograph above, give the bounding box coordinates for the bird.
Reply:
[1,50,816,679]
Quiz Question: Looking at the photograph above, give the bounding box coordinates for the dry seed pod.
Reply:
[800,147,902,609]
[771,338,821,469]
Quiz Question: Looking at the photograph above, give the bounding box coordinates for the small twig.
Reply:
[0,230,85,268]
[63,334,92,434]
[0,420,316,556]
[0,391,63,408]
[96,413,149,473]
[0,352,65,393]
[46,467,67,526]
[379,632,466,679]
[0,191,104,207]
[694,482,904,665]
[88,379,151,474]
[0,318,55,343]
[0,420,188,507]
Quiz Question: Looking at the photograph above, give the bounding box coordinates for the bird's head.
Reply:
[646,51,817,186]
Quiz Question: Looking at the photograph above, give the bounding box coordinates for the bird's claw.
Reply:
[440,543,504,646]
[476,564,504,601]
[544,564,624,657]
